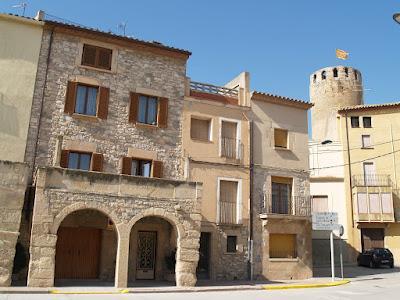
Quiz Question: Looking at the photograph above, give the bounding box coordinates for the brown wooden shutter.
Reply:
[152,160,163,178]
[129,92,139,123]
[158,97,168,128]
[64,81,77,114]
[91,153,103,172]
[82,44,96,66]
[121,156,132,175]
[97,87,109,119]
[60,150,69,168]
[98,48,112,70]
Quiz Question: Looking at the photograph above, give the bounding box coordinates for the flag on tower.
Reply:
[336,49,349,60]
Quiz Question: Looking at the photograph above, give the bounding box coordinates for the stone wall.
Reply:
[252,166,312,280]
[0,160,29,286]
[25,29,188,180]
[27,167,202,288]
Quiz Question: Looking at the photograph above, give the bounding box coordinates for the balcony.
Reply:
[260,195,311,218]
[189,81,239,105]
[220,137,243,160]
[352,174,392,187]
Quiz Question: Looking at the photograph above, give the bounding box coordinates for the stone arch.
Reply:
[321,70,326,80]
[50,201,122,235]
[333,67,338,77]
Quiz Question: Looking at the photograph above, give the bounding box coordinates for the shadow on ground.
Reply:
[313,265,400,279]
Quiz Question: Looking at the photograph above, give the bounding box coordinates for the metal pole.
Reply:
[339,236,344,279]
[330,230,335,281]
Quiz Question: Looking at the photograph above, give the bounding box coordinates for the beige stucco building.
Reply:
[0,14,43,286]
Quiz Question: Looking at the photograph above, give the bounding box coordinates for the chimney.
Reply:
[34,10,45,21]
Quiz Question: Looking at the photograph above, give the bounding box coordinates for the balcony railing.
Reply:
[190,81,239,98]
[352,174,391,187]
[221,137,243,160]
[219,200,237,224]
[260,195,311,217]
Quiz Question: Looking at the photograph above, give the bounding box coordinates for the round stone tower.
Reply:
[310,66,363,142]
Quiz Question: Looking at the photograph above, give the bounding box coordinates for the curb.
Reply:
[263,279,351,290]
[49,289,129,295]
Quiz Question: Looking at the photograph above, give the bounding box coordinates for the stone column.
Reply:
[115,225,130,288]
[0,231,19,286]
[175,229,200,287]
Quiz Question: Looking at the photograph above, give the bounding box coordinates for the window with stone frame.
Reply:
[128,92,168,128]
[269,234,297,259]
[219,180,238,224]
[226,235,237,253]
[121,156,163,178]
[81,44,112,70]
[271,177,292,214]
[59,150,103,172]
[131,159,152,177]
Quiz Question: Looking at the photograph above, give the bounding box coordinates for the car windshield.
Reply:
[374,248,391,255]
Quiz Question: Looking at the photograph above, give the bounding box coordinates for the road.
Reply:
[1,269,400,300]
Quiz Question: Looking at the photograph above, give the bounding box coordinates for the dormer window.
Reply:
[81,44,112,70]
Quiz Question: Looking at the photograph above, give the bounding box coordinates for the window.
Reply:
[271,177,292,214]
[138,95,158,125]
[274,128,288,149]
[67,152,92,171]
[227,236,237,253]
[219,180,239,224]
[354,70,358,80]
[81,44,112,70]
[269,234,297,259]
[321,71,326,80]
[313,74,316,83]
[344,67,349,77]
[369,194,380,213]
[362,135,372,148]
[191,118,211,141]
[312,195,329,213]
[350,116,359,128]
[357,193,368,214]
[363,116,372,128]
[221,120,238,159]
[333,68,338,77]
[131,159,152,177]
[75,84,98,116]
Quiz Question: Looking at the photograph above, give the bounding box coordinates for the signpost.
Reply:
[312,212,339,282]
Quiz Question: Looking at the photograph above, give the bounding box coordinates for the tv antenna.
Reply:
[117,21,127,36]
[12,2,28,16]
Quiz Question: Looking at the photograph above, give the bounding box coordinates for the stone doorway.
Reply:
[54,209,117,286]
[128,217,177,285]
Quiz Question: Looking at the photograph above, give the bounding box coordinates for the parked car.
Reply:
[357,248,394,268]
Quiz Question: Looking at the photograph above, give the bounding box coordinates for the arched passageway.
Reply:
[54,209,117,286]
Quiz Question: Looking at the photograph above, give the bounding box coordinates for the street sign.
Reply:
[312,212,338,230]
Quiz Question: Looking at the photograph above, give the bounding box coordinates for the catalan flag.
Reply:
[336,49,349,60]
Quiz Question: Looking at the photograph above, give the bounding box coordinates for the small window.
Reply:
[131,159,152,177]
[82,44,112,70]
[362,135,372,148]
[333,68,338,77]
[68,152,92,171]
[138,95,158,125]
[312,195,329,213]
[191,118,211,141]
[351,116,359,128]
[274,128,288,149]
[270,234,297,258]
[363,116,372,128]
[227,236,237,253]
[321,71,326,80]
[354,70,358,80]
[313,74,316,83]
[75,84,98,116]
[344,67,349,77]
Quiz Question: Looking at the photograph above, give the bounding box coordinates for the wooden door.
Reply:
[361,228,384,251]
[55,227,102,279]
[136,231,157,280]
[197,232,211,279]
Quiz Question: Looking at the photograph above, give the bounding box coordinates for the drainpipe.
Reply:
[249,120,254,281]
[345,113,354,228]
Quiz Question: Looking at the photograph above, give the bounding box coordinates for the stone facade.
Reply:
[0,160,29,286]
[27,167,202,287]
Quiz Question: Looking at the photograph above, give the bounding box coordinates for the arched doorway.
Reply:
[128,216,177,285]
[54,209,117,286]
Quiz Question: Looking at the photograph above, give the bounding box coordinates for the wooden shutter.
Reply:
[82,45,97,66]
[97,48,112,70]
[60,150,69,168]
[64,81,77,114]
[158,97,168,128]
[97,87,109,119]
[129,92,139,123]
[91,153,103,172]
[152,160,163,178]
[121,156,132,175]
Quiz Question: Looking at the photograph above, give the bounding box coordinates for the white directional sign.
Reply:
[312,212,338,230]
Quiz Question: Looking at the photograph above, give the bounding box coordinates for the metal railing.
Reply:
[219,201,237,224]
[190,81,239,98]
[260,195,311,217]
[221,137,243,160]
[352,174,391,187]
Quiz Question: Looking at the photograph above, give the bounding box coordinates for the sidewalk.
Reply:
[0,277,350,294]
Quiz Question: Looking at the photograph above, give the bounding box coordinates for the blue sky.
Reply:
[2,0,400,105]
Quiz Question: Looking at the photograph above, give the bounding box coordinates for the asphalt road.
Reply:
[1,269,400,300]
